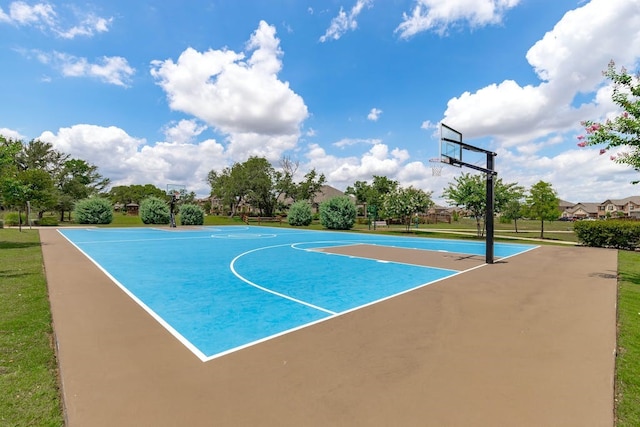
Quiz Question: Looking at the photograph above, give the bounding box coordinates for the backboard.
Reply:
[166,184,186,199]
[440,123,463,166]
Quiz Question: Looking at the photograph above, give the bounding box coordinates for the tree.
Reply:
[107,184,166,205]
[382,186,433,231]
[524,181,560,239]
[16,139,69,174]
[345,175,398,217]
[1,169,56,230]
[209,156,316,217]
[443,173,524,236]
[294,169,326,203]
[0,136,22,208]
[57,159,110,221]
[242,157,279,216]
[502,199,525,232]
[443,173,486,236]
[579,60,640,182]
[208,166,244,217]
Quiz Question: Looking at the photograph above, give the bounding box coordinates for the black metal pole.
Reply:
[486,153,495,264]
[170,195,176,228]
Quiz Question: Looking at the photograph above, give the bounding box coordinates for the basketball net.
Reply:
[429,158,443,176]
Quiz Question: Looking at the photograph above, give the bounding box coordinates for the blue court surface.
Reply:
[59,226,537,361]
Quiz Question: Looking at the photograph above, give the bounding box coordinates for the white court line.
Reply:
[56,229,210,362]
[291,241,461,273]
[229,243,337,315]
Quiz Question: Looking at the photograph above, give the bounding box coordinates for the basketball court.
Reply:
[41,226,618,426]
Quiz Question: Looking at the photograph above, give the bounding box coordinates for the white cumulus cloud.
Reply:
[151,20,308,162]
[38,124,227,196]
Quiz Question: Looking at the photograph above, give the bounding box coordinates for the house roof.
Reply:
[314,185,355,203]
[601,196,640,206]
[558,199,574,209]
[569,202,600,214]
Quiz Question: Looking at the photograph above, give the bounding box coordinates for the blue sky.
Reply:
[1,0,639,203]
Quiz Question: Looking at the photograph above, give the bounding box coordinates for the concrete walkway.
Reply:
[41,228,617,426]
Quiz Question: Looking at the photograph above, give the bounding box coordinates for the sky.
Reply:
[1,0,640,205]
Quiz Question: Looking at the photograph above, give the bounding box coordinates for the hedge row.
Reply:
[574,220,640,250]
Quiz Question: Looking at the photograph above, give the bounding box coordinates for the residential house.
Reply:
[598,196,640,219]
[565,202,599,220]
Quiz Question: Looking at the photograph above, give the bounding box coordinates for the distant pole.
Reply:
[170,194,177,228]
[485,153,495,264]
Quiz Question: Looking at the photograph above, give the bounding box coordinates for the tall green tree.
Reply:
[57,159,110,221]
[243,156,278,216]
[107,184,165,205]
[382,186,433,231]
[443,173,524,236]
[16,139,69,174]
[524,181,560,239]
[0,137,22,208]
[208,157,280,217]
[443,173,486,236]
[579,61,640,182]
[345,175,398,217]
[1,169,55,230]
[294,169,326,203]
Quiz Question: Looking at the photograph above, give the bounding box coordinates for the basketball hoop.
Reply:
[429,158,443,176]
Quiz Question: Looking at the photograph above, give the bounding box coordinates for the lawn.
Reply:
[616,250,640,426]
[0,228,63,426]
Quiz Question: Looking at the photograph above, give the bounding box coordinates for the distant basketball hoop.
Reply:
[429,158,443,176]
[166,184,186,228]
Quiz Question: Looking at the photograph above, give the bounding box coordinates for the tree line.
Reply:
[0,135,581,236]
[0,137,109,223]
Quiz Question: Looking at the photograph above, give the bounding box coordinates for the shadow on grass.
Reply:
[0,269,34,278]
[620,271,640,285]
[0,241,42,250]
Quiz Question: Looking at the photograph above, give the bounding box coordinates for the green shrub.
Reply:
[37,216,59,226]
[4,212,27,226]
[179,204,205,225]
[139,196,170,225]
[287,201,313,226]
[574,220,640,250]
[319,196,356,230]
[73,198,113,224]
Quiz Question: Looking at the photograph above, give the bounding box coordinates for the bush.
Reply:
[287,201,313,226]
[179,204,205,225]
[319,196,356,230]
[3,212,27,226]
[37,217,59,226]
[574,220,640,250]
[139,196,171,225]
[73,198,113,224]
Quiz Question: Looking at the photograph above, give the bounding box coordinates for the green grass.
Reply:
[616,250,640,426]
[0,229,63,427]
